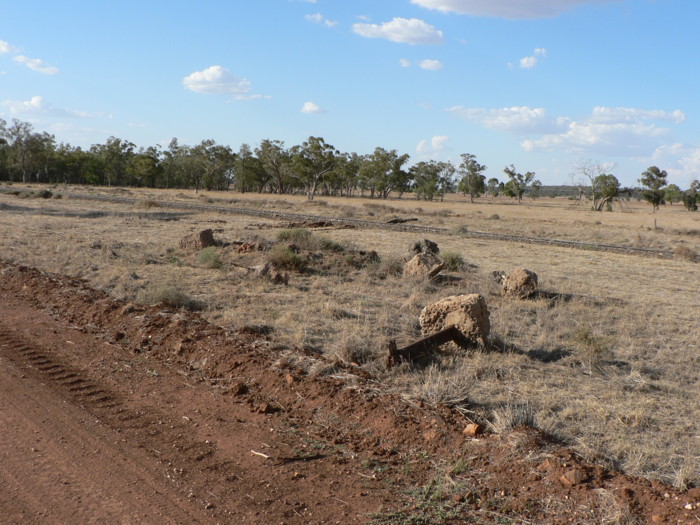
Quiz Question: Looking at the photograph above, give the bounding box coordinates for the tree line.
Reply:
[0,118,697,211]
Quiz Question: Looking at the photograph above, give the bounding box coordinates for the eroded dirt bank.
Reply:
[0,262,697,524]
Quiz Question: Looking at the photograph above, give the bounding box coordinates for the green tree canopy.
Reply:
[639,166,668,211]
[456,153,486,203]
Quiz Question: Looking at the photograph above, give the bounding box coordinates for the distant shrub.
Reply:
[137,283,202,310]
[267,245,307,271]
[277,228,312,245]
[441,251,467,272]
[198,246,223,269]
[674,245,697,262]
[490,213,500,220]
[141,199,161,208]
[317,236,346,252]
[276,228,345,253]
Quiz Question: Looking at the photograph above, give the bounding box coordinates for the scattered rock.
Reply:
[404,252,445,279]
[559,468,589,487]
[179,229,216,251]
[411,239,439,255]
[502,268,539,299]
[463,423,484,437]
[252,263,289,285]
[419,294,490,347]
[536,458,554,472]
[236,242,260,253]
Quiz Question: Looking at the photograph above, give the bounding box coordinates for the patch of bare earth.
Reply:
[1,262,698,524]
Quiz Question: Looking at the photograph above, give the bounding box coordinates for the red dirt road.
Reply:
[1,262,698,524]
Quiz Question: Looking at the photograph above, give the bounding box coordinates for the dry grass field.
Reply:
[1,183,698,489]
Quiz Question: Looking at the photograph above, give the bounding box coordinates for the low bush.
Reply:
[198,246,223,269]
[136,283,202,310]
[267,245,307,271]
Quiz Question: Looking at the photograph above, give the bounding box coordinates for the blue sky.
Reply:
[1,0,698,187]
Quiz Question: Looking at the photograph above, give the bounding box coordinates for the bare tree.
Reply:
[570,159,617,210]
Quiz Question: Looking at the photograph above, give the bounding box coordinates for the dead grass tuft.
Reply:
[673,244,697,262]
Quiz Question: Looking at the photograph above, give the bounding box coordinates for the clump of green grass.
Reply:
[198,246,223,269]
[441,251,467,272]
[490,213,500,220]
[570,327,614,373]
[277,228,346,252]
[267,245,307,271]
[136,283,202,310]
[17,189,53,199]
[366,256,404,279]
[277,227,312,245]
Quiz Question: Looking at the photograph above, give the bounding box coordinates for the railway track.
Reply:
[1,188,675,259]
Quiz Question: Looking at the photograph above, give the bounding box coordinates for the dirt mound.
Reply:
[502,268,539,298]
[419,294,490,347]
[0,261,697,524]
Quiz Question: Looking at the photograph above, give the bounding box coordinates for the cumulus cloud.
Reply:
[648,143,700,181]
[411,0,615,19]
[416,135,450,155]
[519,47,546,69]
[352,17,444,45]
[305,13,338,28]
[419,59,444,70]
[183,65,267,100]
[2,95,90,118]
[301,101,326,114]
[399,58,412,68]
[13,55,59,75]
[0,40,18,54]
[520,107,685,156]
[448,105,564,134]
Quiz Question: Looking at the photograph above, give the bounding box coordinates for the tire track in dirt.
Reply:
[0,326,215,524]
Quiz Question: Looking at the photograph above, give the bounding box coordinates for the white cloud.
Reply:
[416,135,449,155]
[13,55,59,75]
[399,58,412,68]
[301,101,326,114]
[352,17,444,45]
[520,107,684,156]
[305,13,338,28]
[518,47,546,69]
[411,0,615,19]
[419,59,443,71]
[2,95,90,118]
[649,143,700,182]
[183,65,267,100]
[448,106,563,134]
[0,40,18,54]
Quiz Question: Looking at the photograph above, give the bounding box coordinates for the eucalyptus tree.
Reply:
[591,173,621,211]
[486,178,502,200]
[4,119,56,183]
[323,151,361,197]
[639,166,668,212]
[411,160,456,201]
[129,146,163,187]
[192,140,236,191]
[290,136,338,200]
[682,180,699,211]
[503,164,537,203]
[571,159,618,209]
[358,147,410,199]
[234,143,267,193]
[256,139,291,194]
[91,136,136,186]
[456,153,486,203]
[662,184,683,206]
